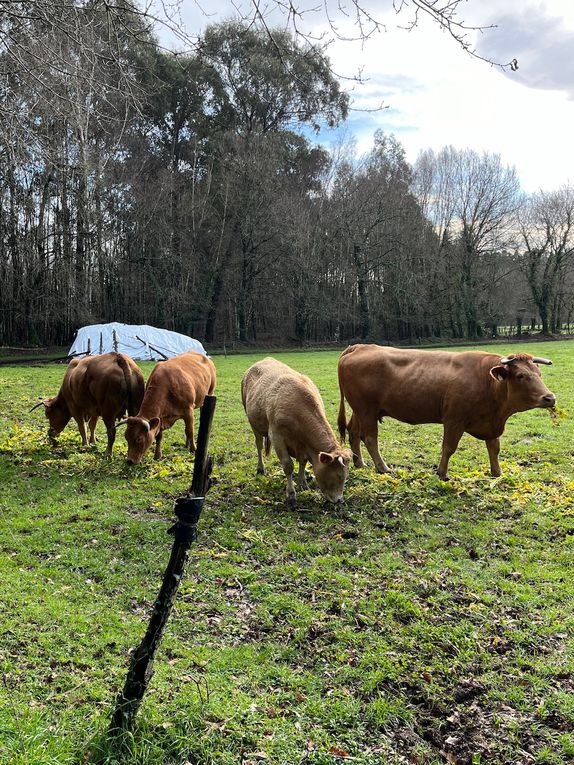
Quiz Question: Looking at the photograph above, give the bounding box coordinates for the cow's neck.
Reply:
[485,378,519,435]
[137,383,164,420]
[304,421,339,464]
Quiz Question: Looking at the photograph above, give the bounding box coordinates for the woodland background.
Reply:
[2,1,574,349]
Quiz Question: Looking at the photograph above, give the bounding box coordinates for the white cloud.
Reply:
[315,2,574,192]
[157,0,574,192]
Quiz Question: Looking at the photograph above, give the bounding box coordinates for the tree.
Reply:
[518,186,574,334]
[414,147,520,338]
[196,22,348,342]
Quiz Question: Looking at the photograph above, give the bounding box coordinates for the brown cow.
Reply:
[337,345,556,480]
[122,351,216,464]
[242,357,352,507]
[31,352,144,456]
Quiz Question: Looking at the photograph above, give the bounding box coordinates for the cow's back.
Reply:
[65,353,143,418]
[242,357,325,442]
[338,344,498,426]
[146,352,216,411]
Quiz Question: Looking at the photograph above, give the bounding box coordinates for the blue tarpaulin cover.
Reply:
[69,322,207,361]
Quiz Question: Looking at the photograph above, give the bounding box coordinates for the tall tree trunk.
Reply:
[353,244,370,340]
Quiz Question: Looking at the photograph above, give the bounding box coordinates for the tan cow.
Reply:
[122,351,216,464]
[242,357,352,507]
[338,344,556,480]
[31,352,144,456]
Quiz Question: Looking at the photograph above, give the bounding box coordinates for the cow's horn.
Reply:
[30,400,49,412]
[531,356,553,365]
[116,419,129,427]
[500,356,517,365]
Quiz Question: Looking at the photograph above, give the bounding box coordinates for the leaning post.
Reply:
[110,394,217,733]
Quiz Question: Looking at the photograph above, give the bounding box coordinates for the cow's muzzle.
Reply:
[540,393,556,408]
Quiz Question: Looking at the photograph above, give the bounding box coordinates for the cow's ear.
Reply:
[148,417,161,431]
[490,365,509,381]
[319,451,334,464]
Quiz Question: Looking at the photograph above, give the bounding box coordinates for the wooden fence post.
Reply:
[110,395,217,733]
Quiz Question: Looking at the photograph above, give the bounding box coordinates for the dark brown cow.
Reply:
[122,352,216,464]
[337,344,555,479]
[31,352,144,456]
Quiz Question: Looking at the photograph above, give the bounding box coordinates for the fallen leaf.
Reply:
[329,745,350,757]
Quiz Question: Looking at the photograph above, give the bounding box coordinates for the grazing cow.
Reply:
[30,352,144,456]
[337,344,556,480]
[122,352,216,464]
[242,357,352,507]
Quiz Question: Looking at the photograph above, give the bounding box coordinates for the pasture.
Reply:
[1,342,574,765]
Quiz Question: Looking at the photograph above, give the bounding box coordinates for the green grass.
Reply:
[1,342,573,764]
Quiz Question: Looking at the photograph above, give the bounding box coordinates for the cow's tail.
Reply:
[264,436,271,457]
[338,381,348,443]
[336,346,358,443]
[208,365,216,395]
[115,353,134,416]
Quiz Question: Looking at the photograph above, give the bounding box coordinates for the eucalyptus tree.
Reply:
[196,22,349,343]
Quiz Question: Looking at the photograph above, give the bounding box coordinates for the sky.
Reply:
[158,0,574,193]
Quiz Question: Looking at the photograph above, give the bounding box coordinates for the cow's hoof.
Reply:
[437,472,450,481]
[256,467,265,476]
[287,494,297,510]
[490,470,502,478]
[353,459,366,469]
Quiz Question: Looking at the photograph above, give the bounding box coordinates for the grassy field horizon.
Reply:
[1,341,573,764]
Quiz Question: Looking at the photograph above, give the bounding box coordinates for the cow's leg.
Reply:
[272,434,296,508]
[296,460,309,490]
[486,437,501,477]
[254,432,266,475]
[88,415,98,444]
[154,429,164,460]
[348,414,366,468]
[183,408,196,452]
[75,416,89,447]
[362,420,392,474]
[438,425,464,480]
[103,417,116,458]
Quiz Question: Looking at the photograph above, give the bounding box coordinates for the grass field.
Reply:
[1,342,574,765]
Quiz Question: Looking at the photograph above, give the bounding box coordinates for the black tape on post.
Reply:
[110,394,217,733]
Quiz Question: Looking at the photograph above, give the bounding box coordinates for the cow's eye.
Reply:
[516,373,524,380]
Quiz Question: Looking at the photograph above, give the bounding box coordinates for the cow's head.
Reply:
[30,397,71,440]
[489,354,555,411]
[122,416,161,464]
[314,448,353,503]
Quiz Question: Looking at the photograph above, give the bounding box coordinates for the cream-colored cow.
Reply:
[242,357,352,507]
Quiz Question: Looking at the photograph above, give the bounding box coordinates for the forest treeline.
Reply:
[1,1,574,348]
